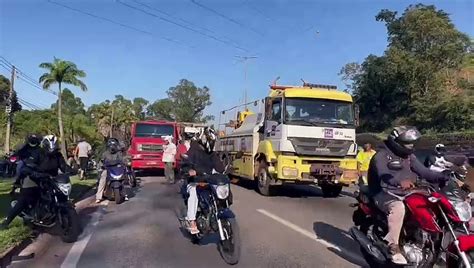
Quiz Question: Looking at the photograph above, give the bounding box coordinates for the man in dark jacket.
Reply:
[96,138,125,203]
[182,127,224,234]
[368,126,449,265]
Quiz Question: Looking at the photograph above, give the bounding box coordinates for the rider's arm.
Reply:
[410,154,448,183]
[211,153,225,173]
[58,153,74,174]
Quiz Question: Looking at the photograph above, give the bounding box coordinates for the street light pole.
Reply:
[235,55,257,109]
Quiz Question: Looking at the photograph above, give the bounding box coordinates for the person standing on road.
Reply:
[356,143,376,185]
[162,136,177,184]
[75,138,92,180]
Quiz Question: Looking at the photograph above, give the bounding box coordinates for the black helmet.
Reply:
[387,126,421,156]
[41,135,59,154]
[197,127,217,154]
[106,138,119,153]
[26,134,42,147]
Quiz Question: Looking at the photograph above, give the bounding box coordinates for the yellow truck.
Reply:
[216,83,360,197]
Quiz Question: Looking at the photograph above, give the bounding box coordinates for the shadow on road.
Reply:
[313,221,366,267]
[232,179,355,199]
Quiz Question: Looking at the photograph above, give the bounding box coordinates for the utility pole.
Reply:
[4,66,15,153]
[110,106,114,138]
[235,55,257,109]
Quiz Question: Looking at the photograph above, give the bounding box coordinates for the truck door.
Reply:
[265,97,283,148]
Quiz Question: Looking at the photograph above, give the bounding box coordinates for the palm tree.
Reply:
[39,58,88,158]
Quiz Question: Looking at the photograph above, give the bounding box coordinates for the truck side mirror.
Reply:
[265,97,273,120]
[354,104,360,127]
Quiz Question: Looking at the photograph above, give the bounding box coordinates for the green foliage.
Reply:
[340,4,473,133]
[148,79,213,123]
[39,58,87,92]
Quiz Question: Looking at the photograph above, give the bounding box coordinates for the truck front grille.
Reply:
[139,144,163,152]
[289,138,352,157]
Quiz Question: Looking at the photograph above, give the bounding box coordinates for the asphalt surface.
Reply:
[10,177,366,268]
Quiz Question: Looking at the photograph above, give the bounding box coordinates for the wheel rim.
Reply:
[220,221,235,253]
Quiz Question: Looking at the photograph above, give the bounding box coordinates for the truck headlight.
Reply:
[214,184,230,199]
[453,201,472,222]
[58,183,72,196]
[282,167,298,178]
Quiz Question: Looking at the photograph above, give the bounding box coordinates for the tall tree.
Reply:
[39,58,87,157]
[340,4,472,132]
[132,97,149,120]
[148,79,213,123]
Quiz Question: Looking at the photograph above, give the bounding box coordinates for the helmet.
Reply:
[435,144,446,155]
[106,138,120,153]
[42,135,59,153]
[197,127,217,154]
[26,134,42,147]
[387,126,421,156]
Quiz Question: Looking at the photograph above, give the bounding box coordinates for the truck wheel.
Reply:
[257,163,273,196]
[321,184,343,198]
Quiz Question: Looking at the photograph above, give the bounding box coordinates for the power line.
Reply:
[117,0,249,52]
[190,0,264,36]
[47,0,192,48]
[0,56,58,96]
[131,0,246,50]
[17,97,46,110]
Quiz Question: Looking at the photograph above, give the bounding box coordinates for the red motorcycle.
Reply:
[351,175,474,267]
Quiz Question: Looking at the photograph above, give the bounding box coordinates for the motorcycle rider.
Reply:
[368,126,449,265]
[424,144,454,172]
[181,127,225,234]
[96,138,126,203]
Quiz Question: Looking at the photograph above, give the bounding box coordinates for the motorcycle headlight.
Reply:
[214,184,230,199]
[58,183,72,196]
[453,201,472,222]
[111,174,123,179]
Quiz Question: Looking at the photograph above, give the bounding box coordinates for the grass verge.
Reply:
[0,174,97,253]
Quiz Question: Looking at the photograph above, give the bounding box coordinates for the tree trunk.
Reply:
[58,83,67,160]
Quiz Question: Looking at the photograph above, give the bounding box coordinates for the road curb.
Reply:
[0,186,96,267]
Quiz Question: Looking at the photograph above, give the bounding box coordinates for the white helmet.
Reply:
[42,135,59,153]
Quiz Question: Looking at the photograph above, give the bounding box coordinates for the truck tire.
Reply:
[257,162,273,196]
[321,184,343,198]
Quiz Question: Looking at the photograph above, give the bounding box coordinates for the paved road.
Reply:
[11,177,366,268]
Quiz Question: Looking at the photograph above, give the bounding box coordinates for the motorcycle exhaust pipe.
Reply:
[349,227,386,263]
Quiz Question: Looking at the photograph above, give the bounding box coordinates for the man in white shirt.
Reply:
[162,136,177,184]
[75,138,92,180]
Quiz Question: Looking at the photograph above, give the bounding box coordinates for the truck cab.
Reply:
[217,83,359,197]
[129,121,178,170]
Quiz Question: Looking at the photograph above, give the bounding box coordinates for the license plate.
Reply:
[147,161,158,165]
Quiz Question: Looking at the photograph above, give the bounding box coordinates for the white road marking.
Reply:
[60,201,109,268]
[257,208,365,264]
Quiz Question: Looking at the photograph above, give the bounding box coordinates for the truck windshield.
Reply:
[134,124,174,138]
[284,98,354,126]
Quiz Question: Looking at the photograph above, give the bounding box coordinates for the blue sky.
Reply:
[0,0,473,122]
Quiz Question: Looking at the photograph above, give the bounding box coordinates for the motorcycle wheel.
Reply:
[218,218,241,265]
[128,172,137,188]
[60,207,80,243]
[114,188,122,204]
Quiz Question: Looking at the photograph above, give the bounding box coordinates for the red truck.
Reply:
[128,120,204,171]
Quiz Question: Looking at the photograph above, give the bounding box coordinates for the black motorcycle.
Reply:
[179,173,241,265]
[10,174,80,243]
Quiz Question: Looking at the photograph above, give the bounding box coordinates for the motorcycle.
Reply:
[179,173,241,265]
[0,153,18,178]
[103,160,127,204]
[351,169,474,267]
[10,173,80,243]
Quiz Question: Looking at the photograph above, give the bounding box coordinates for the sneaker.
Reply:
[186,221,199,235]
[389,244,408,265]
[95,199,102,204]
[124,196,129,201]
